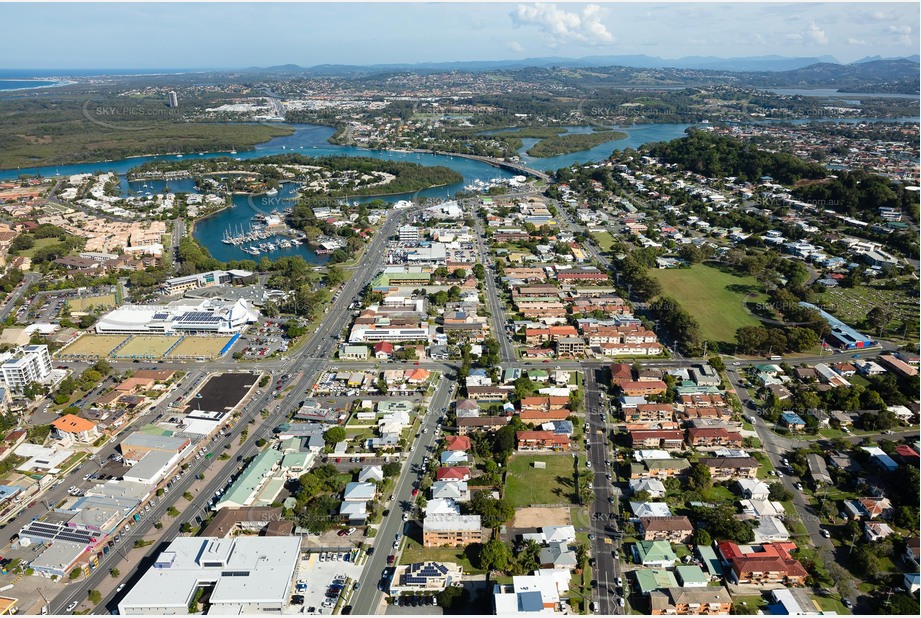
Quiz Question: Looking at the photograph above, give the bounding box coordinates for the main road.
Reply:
[350,376,457,615]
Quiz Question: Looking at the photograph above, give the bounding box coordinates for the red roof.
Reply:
[373,341,394,354]
[896,445,919,458]
[436,467,471,481]
[444,435,472,451]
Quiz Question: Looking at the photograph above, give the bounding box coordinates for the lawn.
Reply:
[16,236,59,258]
[816,595,851,615]
[399,537,484,574]
[733,595,767,613]
[652,264,766,344]
[505,453,579,507]
[591,231,616,252]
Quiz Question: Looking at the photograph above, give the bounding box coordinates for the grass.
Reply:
[651,264,766,344]
[816,595,851,615]
[15,236,60,258]
[819,278,919,344]
[570,507,591,530]
[399,537,484,574]
[591,231,616,252]
[505,453,579,507]
[733,594,767,612]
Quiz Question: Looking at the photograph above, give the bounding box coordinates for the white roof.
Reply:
[118,537,299,613]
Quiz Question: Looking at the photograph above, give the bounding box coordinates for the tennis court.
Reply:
[113,335,182,359]
[166,336,234,360]
[58,335,128,358]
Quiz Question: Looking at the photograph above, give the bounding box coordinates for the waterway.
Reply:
[0,79,66,91]
[765,88,920,100]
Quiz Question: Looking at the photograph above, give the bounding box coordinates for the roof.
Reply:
[423,513,481,532]
[635,540,678,564]
[444,435,471,451]
[640,516,693,532]
[51,414,97,433]
[436,467,470,481]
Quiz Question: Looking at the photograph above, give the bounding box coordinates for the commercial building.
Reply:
[117,536,300,615]
[95,298,259,335]
[162,270,254,295]
[0,345,53,392]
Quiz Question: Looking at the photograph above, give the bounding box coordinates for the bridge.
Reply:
[426,150,553,183]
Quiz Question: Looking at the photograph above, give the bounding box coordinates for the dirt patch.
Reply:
[512,506,571,529]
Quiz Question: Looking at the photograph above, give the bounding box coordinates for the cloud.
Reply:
[510,3,614,47]
[506,40,525,53]
[806,22,828,45]
[785,33,803,42]
[846,37,866,45]
[888,25,912,35]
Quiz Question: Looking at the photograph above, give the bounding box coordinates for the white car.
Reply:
[821,529,831,538]
[66,602,79,612]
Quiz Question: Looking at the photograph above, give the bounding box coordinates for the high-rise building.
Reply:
[0,344,53,392]
[167,91,179,108]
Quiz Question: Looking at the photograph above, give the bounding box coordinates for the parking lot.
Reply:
[236,318,291,358]
[289,550,366,615]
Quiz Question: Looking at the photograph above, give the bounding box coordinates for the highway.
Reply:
[472,211,516,363]
[0,272,41,322]
[350,375,457,615]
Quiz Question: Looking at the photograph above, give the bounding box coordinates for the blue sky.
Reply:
[1,2,918,69]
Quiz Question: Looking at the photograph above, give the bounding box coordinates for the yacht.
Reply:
[265,188,278,196]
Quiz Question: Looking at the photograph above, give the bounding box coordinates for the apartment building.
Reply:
[0,344,53,392]
[423,513,483,547]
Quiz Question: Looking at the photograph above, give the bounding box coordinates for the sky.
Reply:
[0,1,918,69]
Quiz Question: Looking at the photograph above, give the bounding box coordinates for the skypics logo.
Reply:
[82,97,181,131]
[741,293,835,327]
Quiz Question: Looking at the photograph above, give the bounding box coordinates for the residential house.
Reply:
[638,517,694,543]
[50,415,100,444]
[633,541,678,568]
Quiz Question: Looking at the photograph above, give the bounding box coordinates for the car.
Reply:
[387,555,395,565]
[393,541,399,549]
[395,533,402,541]
[821,529,831,538]
[776,470,784,478]
[586,460,592,468]
[411,488,419,497]
[337,529,349,537]
[617,576,623,586]
[732,361,741,366]
[414,362,420,366]
[588,534,595,541]
[842,599,853,609]
[795,482,804,491]
[66,602,79,612]
[618,598,626,608]
[346,527,356,535]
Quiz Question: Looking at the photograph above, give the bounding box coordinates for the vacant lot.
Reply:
[113,335,182,359]
[58,334,127,358]
[512,506,571,529]
[505,454,578,507]
[652,264,766,343]
[591,231,616,252]
[68,294,117,312]
[166,336,233,359]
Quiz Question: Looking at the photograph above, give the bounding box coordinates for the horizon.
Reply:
[0,2,918,70]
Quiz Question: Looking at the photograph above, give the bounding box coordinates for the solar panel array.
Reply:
[177,311,222,324]
[21,521,102,545]
[404,562,449,585]
[152,312,170,320]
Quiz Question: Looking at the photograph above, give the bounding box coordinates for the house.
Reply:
[50,415,100,444]
[634,569,679,595]
[629,478,666,498]
[768,588,818,616]
[539,542,578,570]
[423,513,483,547]
[699,457,759,480]
[390,561,463,596]
[903,573,920,596]
[779,411,806,431]
[444,435,471,451]
[631,458,691,479]
[865,521,895,542]
[648,586,733,615]
[435,467,471,482]
[516,431,569,451]
[493,571,569,615]
[633,540,678,568]
[736,479,770,501]
[674,565,709,588]
[904,537,920,569]
[631,502,672,519]
[806,453,832,485]
[440,450,469,466]
[862,446,899,472]
[638,516,694,543]
[431,480,470,503]
[343,482,376,502]
[373,341,394,359]
[340,345,369,360]
[358,465,385,484]
[457,415,511,435]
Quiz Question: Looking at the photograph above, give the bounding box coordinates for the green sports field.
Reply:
[652,264,766,343]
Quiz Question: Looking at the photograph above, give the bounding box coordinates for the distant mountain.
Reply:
[244,54,846,75]
[852,54,920,64]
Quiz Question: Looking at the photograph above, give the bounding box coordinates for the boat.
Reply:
[265,188,278,196]
[176,154,183,158]
[230,149,237,155]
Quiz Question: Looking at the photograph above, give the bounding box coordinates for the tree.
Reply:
[109,568,120,578]
[382,462,401,477]
[69,567,82,580]
[472,263,486,280]
[692,528,711,546]
[88,590,102,604]
[866,306,894,337]
[768,482,793,502]
[687,462,712,493]
[479,538,512,572]
[324,426,346,445]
